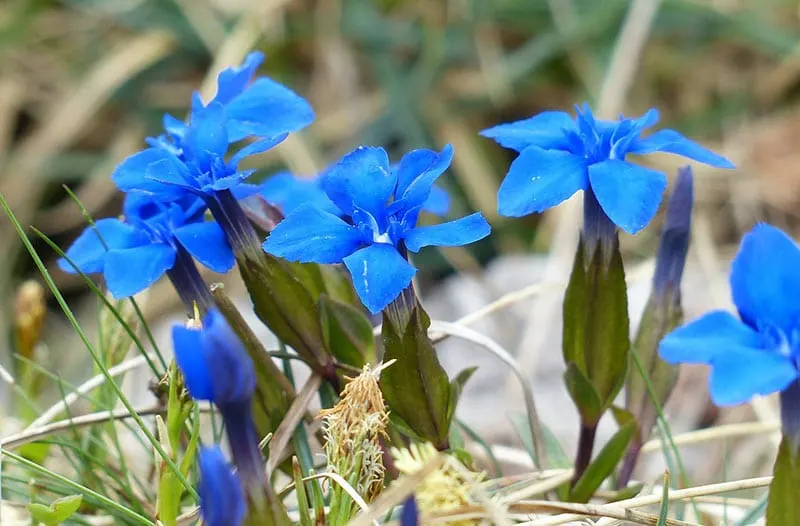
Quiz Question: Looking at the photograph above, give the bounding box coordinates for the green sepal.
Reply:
[237,253,328,367]
[563,236,630,416]
[28,495,82,526]
[766,435,800,526]
[380,303,452,449]
[626,295,681,442]
[568,420,636,503]
[318,294,374,368]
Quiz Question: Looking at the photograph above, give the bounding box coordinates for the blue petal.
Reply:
[400,496,419,526]
[730,224,800,332]
[58,219,147,275]
[184,101,229,171]
[422,185,450,216]
[479,111,576,152]
[173,325,213,401]
[198,447,246,526]
[224,77,315,142]
[659,310,764,365]
[263,203,364,264]
[173,221,235,274]
[708,348,797,406]
[104,244,176,298]
[260,172,340,216]
[143,156,199,198]
[163,114,186,139]
[213,51,264,106]
[629,129,735,169]
[112,148,177,195]
[201,309,255,405]
[588,159,667,234]
[393,145,454,213]
[395,145,453,198]
[404,212,491,252]
[497,146,588,217]
[343,243,416,314]
[208,170,255,192]
[321,146,395,218]
[229,134,288,167]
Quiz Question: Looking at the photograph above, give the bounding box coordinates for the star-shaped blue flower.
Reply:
[480,104,734,234]
[198,447,246,526]
[659,224,800,406]
[111,52,314,203]
[58,193,233,299]
[263,145,491,314]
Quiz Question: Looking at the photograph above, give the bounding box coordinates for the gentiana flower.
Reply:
[480,104,734,235]
[260,169,450,218]
[58,193,232,308]
[652,166,694,304]
[172,309,266,492]
[263,145,491,313]
[659,224,800,406]
[111,53,314,258]
[198,446,246,526]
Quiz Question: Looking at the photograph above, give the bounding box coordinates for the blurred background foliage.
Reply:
[2,0,799,356]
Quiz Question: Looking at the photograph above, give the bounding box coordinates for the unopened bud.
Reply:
[13,280,46,360]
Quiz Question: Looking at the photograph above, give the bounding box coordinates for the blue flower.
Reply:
[260,169,450,219]
[173,309,266,491]
[172,308,255,410]
[480,104,734,234]
[659,224,800,406]
[263,145,491,314]
[125,51,314,165]
[652,166,693,304]
[198,447,246,526]
[58,193,233,304]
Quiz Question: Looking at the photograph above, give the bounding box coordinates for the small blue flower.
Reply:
[198,446,246,526]
[260,170,451,218]
[111,51,314,209]
[480,104,734,234]
[172,309,255,409]
[400,496,419,526]
[652,166,693,304]
[659,223,800,406]
[58,193,233,301]
[173,309,267,492]
[263,145,491,314]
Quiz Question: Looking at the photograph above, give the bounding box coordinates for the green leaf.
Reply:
[213,288,296,440]
[446,366,478,425]
[563,363,604,426]
[563,238,630,411]
[766,436,800,526]
[509,412,571,469]
[318,294,374,368]
[381,303,452,449]
[626,295,681,444]
[562,240,588,370]
[657,471,671,526]
[28,495,82,525]
[569,421,636,503]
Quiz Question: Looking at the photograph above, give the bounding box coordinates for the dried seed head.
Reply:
[13,280,46,360]
[392,442,483,525]
[320,363,390,502]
